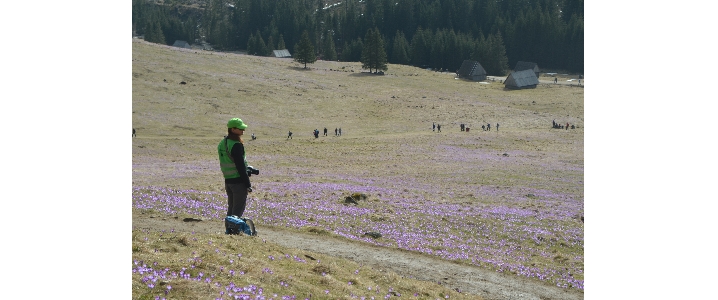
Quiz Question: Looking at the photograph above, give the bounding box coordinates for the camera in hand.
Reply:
[246,166,259,176]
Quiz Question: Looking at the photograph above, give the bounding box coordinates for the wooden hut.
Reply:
[272,49,292,58]
[504,69,539,89]
[513,61,540,78]
[172,40,191,49]
[456,60,487,81]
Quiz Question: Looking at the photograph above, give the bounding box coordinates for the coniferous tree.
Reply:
[322,30,338,61]
[391,30,411,65]
[483,31,509,75]
[410,27,431,67]
[340,41,352,61]
[294,30,317,68]
[277,34,286,50]
[128,0,585,72]
[145,20,166,44]
[361,27,388,73]
[349,38,364,61]
[247,33,256,55]
[266,35,276,54]
[256,30,268,56]
[143,21,156,42]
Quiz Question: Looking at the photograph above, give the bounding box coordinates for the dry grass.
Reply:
[132,39,583,194]
[132,199,580,299]
[132,37,584,297]
[132,229,471,299]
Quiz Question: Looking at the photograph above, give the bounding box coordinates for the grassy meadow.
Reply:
[132,38,584,298]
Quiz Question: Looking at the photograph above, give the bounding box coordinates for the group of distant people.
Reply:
[299,127,343,139]
[552,120,575,130]
[480,123,498,131]
[434,122,500,132]
[433,123,441,132]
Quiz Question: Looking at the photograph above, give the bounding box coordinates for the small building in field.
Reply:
[513,61,540,78]
[273,49,292,58]
[456,60,487,81]
[172,40,191,49]
[504,69,539,89]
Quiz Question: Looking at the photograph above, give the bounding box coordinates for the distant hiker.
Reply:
[339,128,342,136]
[287,131,293,139]
[553,120,556,128]
[433,122,436,131]
[335,128,338,136]
[437,124,441,132]
[324,127,328,136]
[482,124,485,131]
[566,123,569,130]
[496,123,499,131]
[487,123,491,131]
[251,133,256,140]
[133,128,136,137]
[460,124,465,131]
[554,77,558,84]
[314,129,319,138]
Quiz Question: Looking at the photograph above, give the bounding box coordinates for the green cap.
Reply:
[227,118,248,129]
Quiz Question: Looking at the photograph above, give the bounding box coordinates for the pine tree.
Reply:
[145,20,166,45]
[294,30,317,68]
[361,28,388,73]
[391,30,411,65]
[277,34,286,50]
[266,35,276,54]
[485,31,509,75]
[322,30,338,61]
[340,41,352,61]
[247,33,256,55]
[256,30,268,56]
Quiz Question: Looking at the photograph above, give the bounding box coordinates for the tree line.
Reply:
[132,0,583,74]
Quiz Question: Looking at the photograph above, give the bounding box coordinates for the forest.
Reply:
[132,0,583,74]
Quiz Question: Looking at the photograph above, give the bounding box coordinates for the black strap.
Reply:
[224,137,235,162]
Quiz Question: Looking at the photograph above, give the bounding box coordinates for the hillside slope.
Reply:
[132,38,584,299]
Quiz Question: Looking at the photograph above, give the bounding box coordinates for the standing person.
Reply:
[335,128,338,136]
[496,123,499,131]
[132,128,136,137]
[324,127,328,136]
[287,130,293,139]
[314,129,319,138]
[218,118,252,233]
[437,124,441,132]
[487,123,491,131]
[339,128,342,136]
[482,124,485,131]
[433,122,436,131]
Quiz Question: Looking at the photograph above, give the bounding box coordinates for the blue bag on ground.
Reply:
[224,215,256,236]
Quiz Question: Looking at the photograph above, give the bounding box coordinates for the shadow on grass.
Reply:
[289,66,313,71]
[348,72,383,77]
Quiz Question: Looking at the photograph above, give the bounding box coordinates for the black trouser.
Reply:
[225,182,249,218]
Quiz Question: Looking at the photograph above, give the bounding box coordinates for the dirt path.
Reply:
[133,214,583,300]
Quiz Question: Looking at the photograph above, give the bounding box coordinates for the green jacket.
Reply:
[218,137,250,185]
